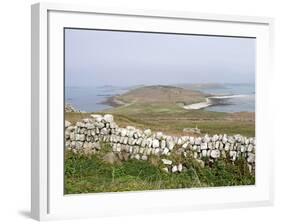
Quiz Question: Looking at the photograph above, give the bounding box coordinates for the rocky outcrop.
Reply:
[65,114,255,173]
[65,103,85,113]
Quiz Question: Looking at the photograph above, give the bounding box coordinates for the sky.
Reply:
[65,28,255,87]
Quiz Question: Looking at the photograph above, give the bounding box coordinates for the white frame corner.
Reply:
[31,2,275,221]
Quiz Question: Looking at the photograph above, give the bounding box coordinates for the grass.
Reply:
[65,145,255,194]
[65,103,255,136]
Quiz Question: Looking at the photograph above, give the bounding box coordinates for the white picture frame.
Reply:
[31,2,274,221]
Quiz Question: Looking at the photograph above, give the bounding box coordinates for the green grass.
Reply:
[65,146,255,194]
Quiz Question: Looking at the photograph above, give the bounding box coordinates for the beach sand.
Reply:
[183,101,211,109]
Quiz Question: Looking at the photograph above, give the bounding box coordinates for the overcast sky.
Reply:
[65,28,255,87]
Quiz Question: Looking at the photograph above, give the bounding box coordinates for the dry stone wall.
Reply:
[65,114,255,173]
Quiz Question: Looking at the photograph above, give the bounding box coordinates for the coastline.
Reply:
[183,101,211,110]
[66,84,255,113]
[182,94,253,110]
[100,96,128,107]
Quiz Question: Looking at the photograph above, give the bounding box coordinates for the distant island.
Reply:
[102,85,209,108]
[101,85,242,111]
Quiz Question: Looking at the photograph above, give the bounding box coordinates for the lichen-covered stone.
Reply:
[65,120,71,128]
[210,149,220,158]
[162,159,172,165]
[172,165,178,173]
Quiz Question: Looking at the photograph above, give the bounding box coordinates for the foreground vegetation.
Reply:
[65,145,255,194]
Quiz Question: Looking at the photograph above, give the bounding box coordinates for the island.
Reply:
[66,85,255,137]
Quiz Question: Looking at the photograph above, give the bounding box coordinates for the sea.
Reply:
[196,83,255,113]
[65,85,130,112]
[65,83,255,113]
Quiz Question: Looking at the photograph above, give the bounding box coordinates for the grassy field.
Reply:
[66,105,255,137]
[65,144,254,194]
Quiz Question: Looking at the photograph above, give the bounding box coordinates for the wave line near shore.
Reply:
[183,94,251,110]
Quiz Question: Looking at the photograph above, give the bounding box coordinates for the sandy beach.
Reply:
[183,94,251,110]
[183,101,211,109]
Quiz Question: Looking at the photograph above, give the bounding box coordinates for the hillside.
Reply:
[106,85,207,106]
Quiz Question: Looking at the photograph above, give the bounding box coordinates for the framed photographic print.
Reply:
[31,2,274,221]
